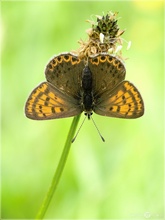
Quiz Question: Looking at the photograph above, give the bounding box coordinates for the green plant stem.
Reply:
[36,114,81,219]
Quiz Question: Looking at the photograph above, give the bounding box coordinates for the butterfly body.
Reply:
[25,53,144,120]
[82,66,93,116]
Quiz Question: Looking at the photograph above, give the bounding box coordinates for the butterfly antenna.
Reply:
[91,116,105,142]
[71,116,87,143]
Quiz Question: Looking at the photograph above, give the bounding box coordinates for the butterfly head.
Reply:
[84,111,93,120]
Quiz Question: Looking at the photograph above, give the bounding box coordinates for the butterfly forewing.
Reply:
[25,82,82,120]
[45,53,84,98]
[94,81,144,118]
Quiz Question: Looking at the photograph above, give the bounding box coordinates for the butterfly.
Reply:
[25,53,144,120]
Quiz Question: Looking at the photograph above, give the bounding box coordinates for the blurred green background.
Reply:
[1,1,164,219]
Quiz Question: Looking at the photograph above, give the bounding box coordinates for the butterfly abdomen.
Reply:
[82,66,93,113]
[82,66,92,90]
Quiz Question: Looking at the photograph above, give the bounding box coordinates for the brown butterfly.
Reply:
[25,53,144,120]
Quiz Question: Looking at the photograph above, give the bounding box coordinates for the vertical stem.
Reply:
[36,114,81,219]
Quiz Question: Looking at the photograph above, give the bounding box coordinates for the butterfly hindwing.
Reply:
[88,54,126,97]
[45,53,84,98]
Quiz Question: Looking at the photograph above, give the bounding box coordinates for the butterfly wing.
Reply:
[93,81,144,118]
[88,54,144,118]
[25,82,82,120]
[88,54,126,97]
[45,53,84,98]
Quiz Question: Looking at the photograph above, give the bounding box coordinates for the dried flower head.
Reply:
[73,11,130,61]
